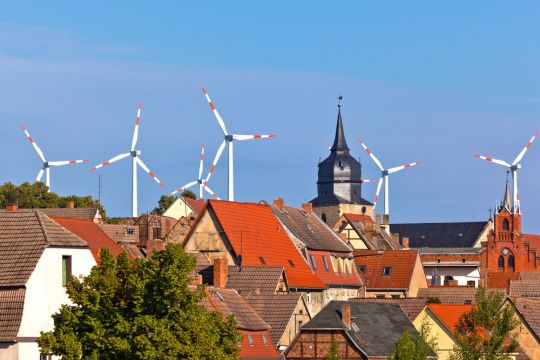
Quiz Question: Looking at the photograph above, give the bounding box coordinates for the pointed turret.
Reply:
[330,98,349,152]
[500,173,513,213]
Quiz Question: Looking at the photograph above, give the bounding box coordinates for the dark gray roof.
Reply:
[390,222,489,248]
[310,193,373,206]
[302,301,418,357]
[417,247,484,254]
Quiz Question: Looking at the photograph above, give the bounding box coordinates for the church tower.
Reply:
[310,98,373,226]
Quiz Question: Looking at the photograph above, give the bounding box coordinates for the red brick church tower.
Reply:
[481,178,540,286]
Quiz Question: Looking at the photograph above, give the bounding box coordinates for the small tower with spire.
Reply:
[310,97,373,225]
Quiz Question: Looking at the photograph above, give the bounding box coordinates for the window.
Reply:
[262,334,269,347]
[259,256,266,265]
[288,259,295,267]
[127,227,135,235]
[383,266,392,276]
[358,265,366,273]
[375,294,385,299]
[306,292,312,303]
[498,255,505,270]
[152,227,162,239]
[310,255,317,270]
[62,255,72,287]
[508,255,515,271]
[391,295,400,299]
[503,218,510,231]
[247,334,254,346]
[322,256,329,271]
[321,213,327,223]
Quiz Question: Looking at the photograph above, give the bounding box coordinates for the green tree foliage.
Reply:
[324,340,342,360]
[0,181,107,217]
[449,287,519,360]
[390,317,438,360]
[151,190,197,215]
[37,244,240,360]
[181,189,197,200]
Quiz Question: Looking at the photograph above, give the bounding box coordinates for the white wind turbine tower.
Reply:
[20,124,88,191]
[171,144,220,200]
[201,86,275,201]
[90,102,165,217]
[358,139,420,216]
[474,130,538,214]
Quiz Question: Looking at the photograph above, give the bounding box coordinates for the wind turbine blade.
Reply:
[171,181,198,195]
[36,169,45,182]
[203,184,220,199]
[373,177,383,210]
[233,134,276,141]
[90,153,130,171]
[135,157,165,188]
[20,124,46,162]
[513,131,538,165]
[358,139,384,171]
[131,102,142,151]
[49,160,89,166]
[204,140,226,185]
[202,86,228,135]
[361,179,376,183]
[198,144,205,180]
[387,161,421,174]
[473,154,511,168]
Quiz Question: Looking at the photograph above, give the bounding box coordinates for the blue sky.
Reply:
[1,2,540,230]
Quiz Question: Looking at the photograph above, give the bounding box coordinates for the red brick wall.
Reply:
[285,330,366,359]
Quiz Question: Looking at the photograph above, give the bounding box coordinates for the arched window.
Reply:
[503,219,510,231]
[508,255,515,271]
[498,255,505,270]
[321,213,327,223]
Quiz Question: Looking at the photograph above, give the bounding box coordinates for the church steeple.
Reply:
[499,172,513,213]
[330,96,349,152]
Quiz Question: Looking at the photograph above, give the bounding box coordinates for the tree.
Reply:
[181,189,197,200]
[151,190,197,215]
[37,244,240,360]
[390,317,438,360]
[324,340,342,360]
[449,287,519,360]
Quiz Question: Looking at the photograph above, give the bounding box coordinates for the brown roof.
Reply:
[38,207,99,220]
[119,243,145,259]
[0,210,87,287]
[343,213,401,250]
[202,287,270,331]
[0,287,25,342]
[519,272,540,281]
[417,287,478,304]
[197,265,286,295]
[244,293,304,345]
[354,250,420,290]
[271,204,351,252]
[509,280,540,298]
[182,196,205,216]
[487,271,521,289]
[98,223,139,244]
[349,297,427,321]
[514,298,540,340]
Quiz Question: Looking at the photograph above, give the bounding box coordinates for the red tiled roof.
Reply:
[354,250,420,289]
[523,234,540,247]
[182,196,205,216]
[238,330,281,359]
[50,216,126,264]
[191,201,325,289]
[343,213,374,223]
[307,250,362,287]
[428,304,472,332]
[487,271,521,289]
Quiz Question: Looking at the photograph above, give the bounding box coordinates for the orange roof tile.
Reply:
[343,213,374,223]
[486,271,520,289]
[354,250,420,289]
[193,201,325,289]
[238,330,281,359]
[50,216,127,264]
[428,304,472,332]
[307,250,362,287]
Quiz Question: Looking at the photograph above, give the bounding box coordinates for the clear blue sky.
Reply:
[1,2,540,230]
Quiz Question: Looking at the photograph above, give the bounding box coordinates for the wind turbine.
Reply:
[358,139,420,216]
[90,102,164,217]
[201,86,275,201]
[20,124,88,191]
[171,144,220,200]
[474,130,538,213]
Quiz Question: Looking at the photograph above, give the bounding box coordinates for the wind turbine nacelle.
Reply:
[131,150,141,157]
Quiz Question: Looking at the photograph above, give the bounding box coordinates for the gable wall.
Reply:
[408,255,429,297]
[413,308,455,360]
[286,330,366,359]
[278,298,312,350]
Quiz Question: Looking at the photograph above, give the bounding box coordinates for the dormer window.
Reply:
[382,266,392,276]
[322,256,329,271]
[310,255,317,270]
[127,227,135,235]
[247,334,254,346]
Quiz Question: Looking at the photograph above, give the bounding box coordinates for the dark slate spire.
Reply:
[330,96,349,152]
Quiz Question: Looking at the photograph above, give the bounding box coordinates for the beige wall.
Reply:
[338,223,368,250]
[163,197,195,221]
[514,312,540,360]
[365,290,406,299]
[278,297,311,350]
[408,254,429,297]
[413,308,455,360]
[0,343,18,360]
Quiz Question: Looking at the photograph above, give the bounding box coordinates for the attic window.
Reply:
[262,334,269,347]
[259,256,266,265]
[358,265,366,274]
[127,227,135,235]
[322,256,329,271]
[382,266,392,276]
[321,213,327,223]
[310,255,317,270]
[247,334,254,346]
[288,259,296,268]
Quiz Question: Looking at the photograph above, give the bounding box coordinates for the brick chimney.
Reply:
[341,303,351,329]
[274,198,284,210]
[5,204,18,212]
[213,257,228,288]
[301,203,313,216]
[402,236,410,249]
[67,201,75,209]
[383,214,389,226]
[375,213,381,225]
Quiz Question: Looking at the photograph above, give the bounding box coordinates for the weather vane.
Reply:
[338,94,343,108]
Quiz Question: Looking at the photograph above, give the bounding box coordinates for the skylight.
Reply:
[288,259,295,267]
[310,255,317,270]
[259,256,266,265]
[382,266,392,276]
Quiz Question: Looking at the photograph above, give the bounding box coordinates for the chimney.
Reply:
[274,198,284,210]
[67,201,75,209]
[213,257,228,288]
[383,214,389,226]
[375,213,381,225]
[5,204,18,212]
[402,236,410,249]
[302,203,313,216]
[341,303,351,329]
